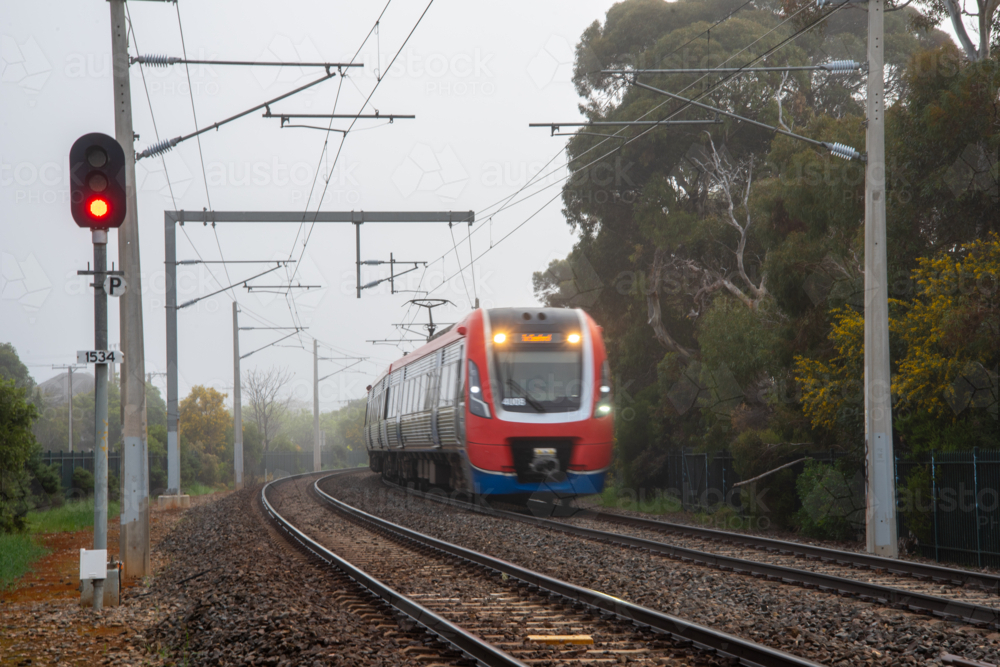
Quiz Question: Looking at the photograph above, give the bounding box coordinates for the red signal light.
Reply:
[88,198,109,218]
[70,133,126,229]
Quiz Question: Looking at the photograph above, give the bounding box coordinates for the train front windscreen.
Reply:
[492,334,583,413]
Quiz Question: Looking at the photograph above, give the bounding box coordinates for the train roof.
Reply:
[369,309,479,386]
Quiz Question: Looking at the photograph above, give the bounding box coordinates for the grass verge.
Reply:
[0,533,48,590]
[184,481,222,496]
[27,499,122,534]
[595,484,684,515]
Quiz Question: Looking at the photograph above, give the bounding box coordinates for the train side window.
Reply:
[437,364,449,406]
[439,363,455,406]
[425,369,437,411]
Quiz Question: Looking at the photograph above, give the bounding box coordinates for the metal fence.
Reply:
[896,449,1000,569]
[652,450,742,511]
[255,449,369,478]
[39,450,168,493]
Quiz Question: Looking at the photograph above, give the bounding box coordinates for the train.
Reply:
[364,307,613,499]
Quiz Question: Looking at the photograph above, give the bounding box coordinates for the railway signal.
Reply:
[69,132,127,229]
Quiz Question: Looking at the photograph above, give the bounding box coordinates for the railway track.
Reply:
[263,470,824,667]
[377,477,1000,630]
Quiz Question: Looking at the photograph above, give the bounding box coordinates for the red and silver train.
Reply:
[365,307,613,497]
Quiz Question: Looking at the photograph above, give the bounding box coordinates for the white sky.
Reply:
[1,1,975,413]
[1,0,620,410]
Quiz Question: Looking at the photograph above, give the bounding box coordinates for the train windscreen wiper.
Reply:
[506,378,546,413]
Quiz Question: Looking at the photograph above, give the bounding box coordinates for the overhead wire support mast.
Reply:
[240,330,305,360]
[360,254,427,294]
[135,71,345,160]
[174,264,289,310]
[622,78,864,161]
[601,60,864,75]
[264,111,415,121]
[132,55,363,69]
[531,119,722,136]
[176,259,297,265]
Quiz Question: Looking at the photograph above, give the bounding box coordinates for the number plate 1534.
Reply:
[77,350,124,364]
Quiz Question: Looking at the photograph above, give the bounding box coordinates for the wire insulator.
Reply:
[823,59,862,73]
[137,137,179,161]
[826,142,862,161]
[137,54,178,67]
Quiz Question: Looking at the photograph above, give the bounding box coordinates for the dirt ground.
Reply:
[0,493,228,667]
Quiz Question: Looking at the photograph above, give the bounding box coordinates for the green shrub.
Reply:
[107,472,120,502]
[898,465,934,544]
[26,458,61,496]
[795,460,864,541]
[71,467,94,495]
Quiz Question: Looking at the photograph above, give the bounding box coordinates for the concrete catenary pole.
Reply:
[110,0,150,580]
[313,339,320,472]
[164,219,180,496]
[233,302,243,489]
[92,230,110,610]
[864,0,898,558]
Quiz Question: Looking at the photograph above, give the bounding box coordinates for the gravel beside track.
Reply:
[140,483,472,666]
[558,515,1000,608]
[271,473,749,666]
[321,471,1000,667]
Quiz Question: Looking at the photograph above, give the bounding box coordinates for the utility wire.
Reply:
[278,0,397,341]
[127,10,373,365]
[404,1,848,322]
[174,1,238,304]
[397,1,825,335]
[287,0,436,291]
[125,3,177,209]
[448,224,472,304]
[283,0,395,270]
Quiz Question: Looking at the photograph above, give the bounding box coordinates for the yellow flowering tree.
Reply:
[179,385,231,485]
[795,234,999,450]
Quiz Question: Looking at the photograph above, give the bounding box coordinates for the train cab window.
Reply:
[493,344,583,413]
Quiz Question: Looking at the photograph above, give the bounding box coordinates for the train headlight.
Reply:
[594,360,613,418]
[493,333,506,344]
[567,333,581,344]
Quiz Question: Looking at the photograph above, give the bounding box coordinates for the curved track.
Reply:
[264,470,824,667]
[379,477,1000,629]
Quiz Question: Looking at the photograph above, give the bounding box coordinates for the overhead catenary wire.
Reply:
[173,1,238,303]
[286,0,437,290]
[397,1,853,333]
[397,1,838,336]
[128,12,365,361]
[278,0,397,339]
[130,4,396,366]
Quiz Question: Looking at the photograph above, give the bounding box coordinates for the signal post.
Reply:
[70,133,127,608]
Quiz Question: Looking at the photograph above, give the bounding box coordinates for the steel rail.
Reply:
[583,509,1000,591]
[315,475,825,667]
[379,479,1000,629]
[260,471,529,667]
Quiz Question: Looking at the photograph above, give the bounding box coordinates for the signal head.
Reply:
[70,133,127,229]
